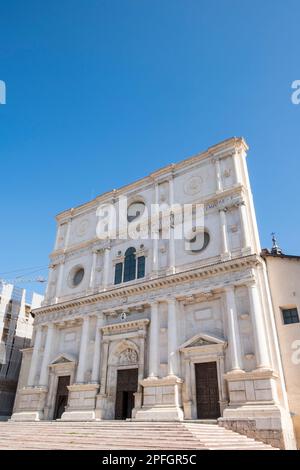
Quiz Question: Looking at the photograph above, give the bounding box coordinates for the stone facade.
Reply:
[11,137,297,449]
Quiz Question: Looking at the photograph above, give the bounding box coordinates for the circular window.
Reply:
[185,230,210,253]
[72,267,85,286]
[127,201,145,222]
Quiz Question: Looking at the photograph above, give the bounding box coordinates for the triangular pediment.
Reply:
[50,353,76,365]
[179,333,226,351]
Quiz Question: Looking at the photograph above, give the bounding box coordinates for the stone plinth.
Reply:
[10,386,48,421]
[61,383,99,421]
[135,376,184,421]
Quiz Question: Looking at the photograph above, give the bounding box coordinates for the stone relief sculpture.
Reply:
[119,348,138,365]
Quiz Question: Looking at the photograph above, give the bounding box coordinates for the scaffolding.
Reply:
[0,283,39,417]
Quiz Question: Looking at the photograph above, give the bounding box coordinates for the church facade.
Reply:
[11,137,296,449]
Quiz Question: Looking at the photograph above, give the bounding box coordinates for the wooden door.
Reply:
[53,375,70,420]
[115,369,138,420]
[195,362,220,419]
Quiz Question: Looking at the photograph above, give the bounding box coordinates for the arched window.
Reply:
[123,247,137,282]
[114,248,146,285]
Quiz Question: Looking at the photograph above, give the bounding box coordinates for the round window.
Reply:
[127,202,145,222]
[73,267,85,286]
[185,230,210,253]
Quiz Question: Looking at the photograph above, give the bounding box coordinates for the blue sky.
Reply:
[0,0,300,298]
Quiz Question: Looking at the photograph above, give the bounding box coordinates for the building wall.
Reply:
[263,255,300,448]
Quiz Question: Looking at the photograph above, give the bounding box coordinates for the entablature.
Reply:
[33,254,262,327]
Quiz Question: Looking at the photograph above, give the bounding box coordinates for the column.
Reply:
[148,302,160,378]
[238,148,261,252]
[214,158,223,192]
[44,265,54,302]
[225,287,243,372]
[103,247,111,290]
[64,219,72,249]
[91,314,105,383]
[168,178,176,274]
[167,298,179,376]
[76,316,90,383]
[39,323,55,387]
[232,151,242,185]
[248,282,271,370]
[89,250,98,290]
[239,202,251,251]
[99,339,109,395]
[151,183,159,275]
[219,208,230,259]
[55,261,65,300]
[184,359,192,402]
[138,329,146,391]
[152,235,159,274]
[27,327,43,387]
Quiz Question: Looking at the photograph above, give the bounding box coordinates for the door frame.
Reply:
[115,367,139,419]
[179,333,228,420]
[44,354,76,420]
[194,361,221,419]
[98,320,149,420]
[53,375,71,420]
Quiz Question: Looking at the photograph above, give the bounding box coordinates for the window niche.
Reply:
[114,247,146,285]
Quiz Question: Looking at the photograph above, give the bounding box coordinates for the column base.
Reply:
[135,376,184,422]
[10,411,44,422]
[241,246,252,255]
[226,368,245,375]
[135,405,184,421]
[220,252,231,261]
[11,386,48,421]
[60,410,96,421]
[95,393,107,420]
[61,383,99,421]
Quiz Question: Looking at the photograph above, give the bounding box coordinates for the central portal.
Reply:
[115,368,138,420]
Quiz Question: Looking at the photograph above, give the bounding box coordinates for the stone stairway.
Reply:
[0,421,278,450]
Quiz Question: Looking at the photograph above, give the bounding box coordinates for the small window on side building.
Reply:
[282,307,299,325]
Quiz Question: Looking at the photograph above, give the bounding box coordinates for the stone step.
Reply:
[0,421,279,450]
[0,432,200,443]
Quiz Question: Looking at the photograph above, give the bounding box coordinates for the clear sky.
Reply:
[1,0,300,299]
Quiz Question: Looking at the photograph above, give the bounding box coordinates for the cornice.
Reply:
[56,137,248,222]
[33,254,261,318]
[224,369,278,381]
[101,318,149,335]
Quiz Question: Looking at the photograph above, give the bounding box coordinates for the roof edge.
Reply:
[55,136,248,222]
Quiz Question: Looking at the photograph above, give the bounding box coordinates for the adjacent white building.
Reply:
[261,243,300,448]
[0,283,43,419]
[12,137,297,449]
